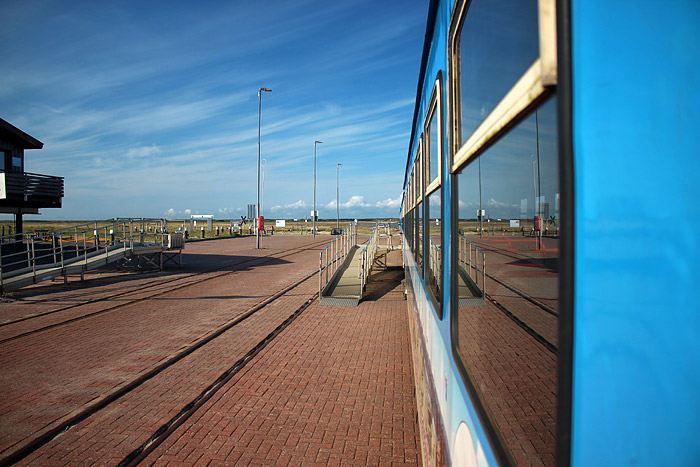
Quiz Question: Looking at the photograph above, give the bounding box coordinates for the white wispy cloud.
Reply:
[375,197,401,209]
[126,145,162,159]
[0,0,425,220]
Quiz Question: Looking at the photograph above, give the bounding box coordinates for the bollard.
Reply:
[94,229,100,248]
[201,226,205,239]
[184,228,189,239]
[216,226,220,236]
[110,229,115,245]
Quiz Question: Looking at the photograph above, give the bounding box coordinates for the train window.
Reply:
[454,97,559,465]
[428,109,438,185]
[450,0,557,172]
[457,0,538,146]
[409,167,414,211]
[426,77,442,189]
[424,76,443,310]
[408,170,414,254]
[427,187,441,307]
[417,201,423,277]
[416,147,424,276]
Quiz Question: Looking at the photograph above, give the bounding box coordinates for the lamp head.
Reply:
[315,140,323,145]
[260,87,272,92]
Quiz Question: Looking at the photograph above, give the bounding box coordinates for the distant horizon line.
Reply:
[1,217,400,222]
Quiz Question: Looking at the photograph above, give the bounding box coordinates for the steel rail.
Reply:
[0,266,321,466]
[0,239,328,345]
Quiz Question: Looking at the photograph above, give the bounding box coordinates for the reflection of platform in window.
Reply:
[454,96,560,465]
[456,232,485,307]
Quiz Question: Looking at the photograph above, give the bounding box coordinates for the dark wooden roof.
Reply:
[0,118,43,149]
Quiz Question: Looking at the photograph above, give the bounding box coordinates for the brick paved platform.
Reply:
[0,235,420,465]
[458,235,559,465]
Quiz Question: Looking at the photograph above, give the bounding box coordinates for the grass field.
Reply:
[0,218,557,241]
[0,219,399,241]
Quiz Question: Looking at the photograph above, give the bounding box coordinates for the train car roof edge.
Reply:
[403,0,440,191]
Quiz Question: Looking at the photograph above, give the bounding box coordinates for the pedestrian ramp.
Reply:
[0,219,184,294]
[319,223,401,306]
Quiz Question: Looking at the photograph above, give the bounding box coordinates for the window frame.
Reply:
[425,77,443,196]
[424,75,444,316]
[447,0,560,464]
[449,0,558,175]
[415,137,424,276]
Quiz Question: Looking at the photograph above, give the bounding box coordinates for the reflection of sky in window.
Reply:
[459,0,538,145]
[428,188,441,219]
[428,111,439,183]
[458,97,558,220]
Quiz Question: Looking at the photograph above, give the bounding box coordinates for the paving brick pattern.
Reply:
[142,271,419,466]
[1,235,420,466]
[19,274,320,466]
[0,235,322,325]
[456,303,556,466]
[0,236,325,461]
[457,235,558,466]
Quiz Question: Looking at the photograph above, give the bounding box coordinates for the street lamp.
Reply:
[313,140,322,238]
[530,153,540,250]
[336,163,342,228]
[478,155,483,238]
[261,158,266,220]
[257,87,271,249]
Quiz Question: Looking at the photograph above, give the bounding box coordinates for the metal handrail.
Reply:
[319,222,356,296]
[379,223,400,251]
[429,237,441,290]
[457,232,486,294]
[358,223,380,292]
[0,219,169,285]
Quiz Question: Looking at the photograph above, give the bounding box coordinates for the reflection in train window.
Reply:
[417,200,423,277]
[427,104,439,185]
[427,188,441,306]
[416,150,424,277]
[457,0,539,147]
[454,97,559,465]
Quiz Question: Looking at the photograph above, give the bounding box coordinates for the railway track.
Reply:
[484,269,558,317]
[0,239,328,345]
[485,290,558,354]
[1,250,322,466]
[468,241,560,354]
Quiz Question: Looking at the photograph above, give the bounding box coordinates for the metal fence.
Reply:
[429,238,441,291]
[457,232,486,295]
[358,223,380,293]
[0,218,169,290]
[319,222,357,296]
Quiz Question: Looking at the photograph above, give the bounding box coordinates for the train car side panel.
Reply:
[571,1,700,465]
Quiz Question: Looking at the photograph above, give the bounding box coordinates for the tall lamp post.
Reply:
[261,158,267,221]
[336,163,342,228]
[313,140,322,238]
[257,87,271,249]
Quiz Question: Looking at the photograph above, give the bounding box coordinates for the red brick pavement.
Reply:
[457,235,558,465]
[0,235,322,324]
[1,235,420,466]
[141,270,419,466]
[0,236,325,462]
[19,274,321,466]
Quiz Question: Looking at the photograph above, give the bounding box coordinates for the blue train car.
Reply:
[400,0,700,465]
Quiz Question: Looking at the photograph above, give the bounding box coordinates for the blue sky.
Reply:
[0,0,427,220]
